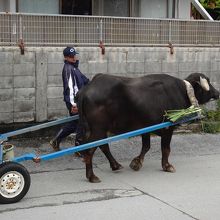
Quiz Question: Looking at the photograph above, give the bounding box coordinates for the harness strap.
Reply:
[183,80,199,107]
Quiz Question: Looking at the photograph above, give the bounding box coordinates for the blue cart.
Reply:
[0,115,199,204]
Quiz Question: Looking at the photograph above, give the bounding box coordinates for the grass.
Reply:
[201,100,220,133]
[164,106,202,123]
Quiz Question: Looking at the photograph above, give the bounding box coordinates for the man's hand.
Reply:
[71,105,78,113]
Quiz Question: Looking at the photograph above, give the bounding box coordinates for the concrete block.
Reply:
[0,89,13,101]
[0,113,13,123]
[14,51,35,64]
[14,99,35,112]
[88,60,108,74]
[79,62,89,76]
[0,100,13,113]
[0,52,13,63]
[107,62,127,74]
[126,51,145,62]
[194,51,211,62]
[162,61,178,73]
[208,49,220,60]
[127,62,145,74]
[48,98,66,110]
[0,77,13,89]
[145,50,167,61]
[116,72,145,78]
[48,64,63,76]
[78,52,90,63]
[107,51,127,63]
[47,52,63,64]
[14,63,35,76]
[47,109,68,120]
[178,72,195,80]
[175,50,190,62]
[211,61,220,72]
[86,48,103,61]
[47,87,63,98]
[145,61,162,73]
[14,76,35,88]
[13,112,35,123]
[209,71,220,85]
[14,88,35,99]
[48,76,62,86]
[0,64,13,76]
[178,61,211,72]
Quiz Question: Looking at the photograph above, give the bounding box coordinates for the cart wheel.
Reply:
[0,162,31,204]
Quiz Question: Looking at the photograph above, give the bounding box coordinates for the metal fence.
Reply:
[1,13,220,47]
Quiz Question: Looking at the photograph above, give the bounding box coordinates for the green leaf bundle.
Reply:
[164,106,202,122]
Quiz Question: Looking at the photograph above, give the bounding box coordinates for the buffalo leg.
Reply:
[100,144,123,171]
[84,147,101,183]
[83,128,106,183]
[84,128,119,183]
[130,133,150,171]
[161,130,176,173]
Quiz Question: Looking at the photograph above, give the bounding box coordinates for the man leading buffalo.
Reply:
[50,47,89,152]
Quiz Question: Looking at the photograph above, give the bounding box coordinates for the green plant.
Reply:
[200,0,220,8]
[201,100,220,133]
[164,106,202,122]
[217,99,220,110]
[202,121,220,133]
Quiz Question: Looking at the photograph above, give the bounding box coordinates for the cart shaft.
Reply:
[12,116,199,163]
[0,115,78,142]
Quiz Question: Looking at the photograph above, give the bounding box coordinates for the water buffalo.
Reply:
[76,73,219,183]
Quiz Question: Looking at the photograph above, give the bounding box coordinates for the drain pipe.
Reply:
[99,19,105,55]
[191,0,214,20]
[18,15,25,55]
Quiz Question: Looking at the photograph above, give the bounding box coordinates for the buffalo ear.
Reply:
[199,76,210,91]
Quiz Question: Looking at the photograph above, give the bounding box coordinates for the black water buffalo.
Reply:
[77,73,219,183]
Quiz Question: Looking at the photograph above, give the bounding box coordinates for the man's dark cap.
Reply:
[63,47,79,57]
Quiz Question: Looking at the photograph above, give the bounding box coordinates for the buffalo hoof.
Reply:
[111,163,123,171]
[162,163,176,173]
[129,157,143,171]
[89,175,101,183]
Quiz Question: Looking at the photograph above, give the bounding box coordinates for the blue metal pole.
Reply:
[12,115,199,163]
[0,115,79,142]
[12,153,37,163]
[0,144,3,164]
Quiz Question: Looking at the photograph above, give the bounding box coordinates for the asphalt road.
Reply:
[0,133,220,220]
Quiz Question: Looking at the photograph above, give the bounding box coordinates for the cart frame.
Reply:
[0,114,199,204]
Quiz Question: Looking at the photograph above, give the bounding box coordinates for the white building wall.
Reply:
[0,0,192,19]
[139,0,191,19]
[18,0,59,14]
[0,0,16,12]
[139,0,167,18]
[0,0,6,12]
[177,0,191,19]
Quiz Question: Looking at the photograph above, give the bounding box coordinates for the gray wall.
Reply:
[0,46,220,124]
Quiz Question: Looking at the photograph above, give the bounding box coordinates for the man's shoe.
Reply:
[49,139,60,151]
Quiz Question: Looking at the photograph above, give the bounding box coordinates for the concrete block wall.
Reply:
[0,47,219,124]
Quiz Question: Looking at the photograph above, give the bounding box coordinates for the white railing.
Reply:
[1,13,220,47]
